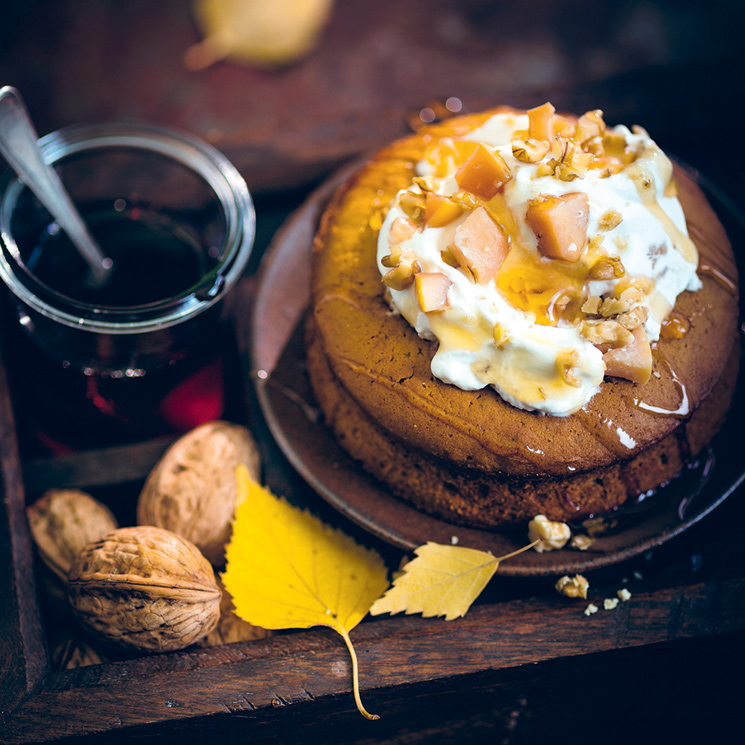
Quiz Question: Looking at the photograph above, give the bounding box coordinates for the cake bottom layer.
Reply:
[306,317,739,529]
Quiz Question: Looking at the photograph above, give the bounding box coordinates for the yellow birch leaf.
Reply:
[184,0,335,71]
[369,541,537,621]
[222,466,389,719]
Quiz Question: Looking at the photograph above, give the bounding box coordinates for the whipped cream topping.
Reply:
[376,107,701,416]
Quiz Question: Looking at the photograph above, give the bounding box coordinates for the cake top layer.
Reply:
[377,104,701,416]
[310,106,738,477]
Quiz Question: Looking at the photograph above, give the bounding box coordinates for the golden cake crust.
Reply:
[307,107,739,526]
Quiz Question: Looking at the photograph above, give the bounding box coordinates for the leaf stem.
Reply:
[337,625,379,721]
[494,539,541,565]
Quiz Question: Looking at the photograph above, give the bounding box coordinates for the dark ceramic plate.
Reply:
[247,159,745,577]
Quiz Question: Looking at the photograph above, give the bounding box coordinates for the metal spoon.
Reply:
[0,86,112,287]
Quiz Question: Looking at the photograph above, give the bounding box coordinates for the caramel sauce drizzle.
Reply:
[625,151,699,266]
[574,409,638,457]
[687,220,739,296]
[660,310,690,340]
[698,262,738,296]
[633,348,690,418]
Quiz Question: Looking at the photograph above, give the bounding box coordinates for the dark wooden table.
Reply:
[2,2,744,743]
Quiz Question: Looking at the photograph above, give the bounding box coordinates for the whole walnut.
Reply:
[27,489,118,582]
[68,526,221,652]
[137,421,261,565]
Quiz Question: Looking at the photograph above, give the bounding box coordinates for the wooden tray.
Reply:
[3,192,745,745]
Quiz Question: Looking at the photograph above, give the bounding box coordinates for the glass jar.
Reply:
[0,122,255,453]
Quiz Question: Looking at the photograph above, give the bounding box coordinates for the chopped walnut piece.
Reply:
[581,319,633,349]
[599,297,630,317]
[493,322,511,348]
[388,216,418,245]
[583,135,605,157]
[584,603,599,616]
[512,138,551,163]
[555,574,589,599]
[616,277,654,305]
[455,143,511,200]
[589,256,626,280]
[581,295,602,315]
[412,176,436,193]
[573,109,605,144]
[451,206,509,284]
[548,135,569,163]
[554,141,593,181]
[525,192,589,262]
[583,516,618,536]
[570,535,593,551]
[414,272,452,312]
[440,248,461,269]
[617,588,632,602]
[603,598,620,611]
[528,515,571,553]
[556,349,582,388]
[617,305,649,330]
[380,248,400,269]
[450,190,481,211]
[382,250,420,291]
[598,210,623,232]
[603,130,629,159]
[399,190,426,222]
[602,326,653,384]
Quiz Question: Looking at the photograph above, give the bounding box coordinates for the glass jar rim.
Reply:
[0,121,255,334]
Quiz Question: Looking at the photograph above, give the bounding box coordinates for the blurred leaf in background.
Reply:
[184,0,335,70]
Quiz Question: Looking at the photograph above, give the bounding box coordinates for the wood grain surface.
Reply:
[2,260,745,743]
[3,576,744,744]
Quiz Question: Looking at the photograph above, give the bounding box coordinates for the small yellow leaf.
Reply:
[222,466,389,719]
[370,541,537,621]
[185,0,335,70]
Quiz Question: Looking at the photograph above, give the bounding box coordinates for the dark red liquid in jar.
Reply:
[9,332,225,455]
[5,203,227,455]
[27,204,211,306]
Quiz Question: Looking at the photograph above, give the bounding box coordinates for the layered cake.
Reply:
[307,104,740,529]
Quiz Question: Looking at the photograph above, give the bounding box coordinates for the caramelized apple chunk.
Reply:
[451,206,509,284]
[415,272,452,312]
[454,143,511,200]
[602,327,652,384]
[512,138,551,163]
[388,216,418,244]
[525,192,589,262]
[527,102,556,142]
[424,193,464,227]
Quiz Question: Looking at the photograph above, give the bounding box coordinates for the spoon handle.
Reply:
[0,86,111,286]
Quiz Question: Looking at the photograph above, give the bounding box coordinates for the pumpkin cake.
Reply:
[306,105,740,529]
